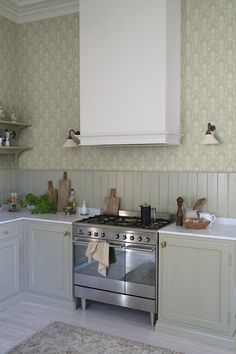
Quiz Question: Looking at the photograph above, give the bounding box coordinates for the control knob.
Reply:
[101,232,105,238]
[129,235,134,241]
[94,232,98,237]
[115,234,119,239]
[123,235,127,240]
[138,236,142,242]
[145,237,150,243]
[87,231,92,236]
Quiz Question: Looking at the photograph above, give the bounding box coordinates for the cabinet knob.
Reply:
[161,241,167,248]
[64,230,71,237]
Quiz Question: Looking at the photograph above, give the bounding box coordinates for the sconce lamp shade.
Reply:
[63,138,79,148]
[201,123,219,145]
[63,129,80,148]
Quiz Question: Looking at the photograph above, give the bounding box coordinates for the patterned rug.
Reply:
[6,321,184,354]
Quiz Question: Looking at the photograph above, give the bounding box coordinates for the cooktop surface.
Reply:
[77,215,170,230]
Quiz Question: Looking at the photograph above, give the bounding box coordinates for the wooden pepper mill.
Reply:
[176,196,184,226]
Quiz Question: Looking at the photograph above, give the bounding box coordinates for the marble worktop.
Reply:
[159,218,236,241]
[1,208,236,241]
[0,207,101,225]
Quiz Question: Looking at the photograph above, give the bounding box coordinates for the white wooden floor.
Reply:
[0,301,235,354]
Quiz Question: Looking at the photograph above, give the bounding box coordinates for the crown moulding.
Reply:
[0,0,79,23]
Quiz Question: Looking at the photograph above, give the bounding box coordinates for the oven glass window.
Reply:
[124,245,156,298]
[74,242,125,281]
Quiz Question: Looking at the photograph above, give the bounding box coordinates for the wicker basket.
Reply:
[183,218,210,229]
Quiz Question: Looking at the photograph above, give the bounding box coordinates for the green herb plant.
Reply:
[20,193,57,214]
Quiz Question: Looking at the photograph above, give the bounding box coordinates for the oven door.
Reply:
[124,243,156,299]
[73,239,125,293]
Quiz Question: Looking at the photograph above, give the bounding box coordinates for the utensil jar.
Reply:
[140,203,151,226]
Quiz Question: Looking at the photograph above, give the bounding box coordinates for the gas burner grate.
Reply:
[79,215,170,230]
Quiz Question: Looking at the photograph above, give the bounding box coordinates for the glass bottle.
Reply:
[68,188,77,214]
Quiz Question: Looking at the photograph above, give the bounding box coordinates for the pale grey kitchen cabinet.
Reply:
[0,222,21,303]
[157,234,234,336]
[26,221,73,305]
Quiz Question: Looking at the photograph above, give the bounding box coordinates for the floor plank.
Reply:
[0,301,234,354]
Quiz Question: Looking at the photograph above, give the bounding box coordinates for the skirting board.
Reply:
[155,321,236,351]
[0,293,23,312]
[22,292,76,312]
[0,292,76,313]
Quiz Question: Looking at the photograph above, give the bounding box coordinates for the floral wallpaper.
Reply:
[0,15,18,168]
[17,14,80,169]
[1,0,236,171]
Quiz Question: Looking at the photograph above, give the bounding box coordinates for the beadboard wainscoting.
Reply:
[3,169,233,218]
[0,169,17,203]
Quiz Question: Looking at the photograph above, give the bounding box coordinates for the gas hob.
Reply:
[72,211,172,245]
[77,214,170,229]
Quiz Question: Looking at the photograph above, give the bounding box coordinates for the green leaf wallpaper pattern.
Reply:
[0,0,236,171]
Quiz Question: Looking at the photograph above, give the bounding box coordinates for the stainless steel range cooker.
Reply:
[72,211,171,326]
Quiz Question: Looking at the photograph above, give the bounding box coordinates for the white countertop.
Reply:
[0,208,100,225]
[1,210,236,241]
[159,218,236,241]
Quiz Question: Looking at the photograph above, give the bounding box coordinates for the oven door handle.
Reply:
[124,245,155,252]
[73,240,124,249]
[73,240,90,246]
[109,243,125,249]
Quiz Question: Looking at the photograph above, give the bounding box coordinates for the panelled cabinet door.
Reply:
[0,237,20,301]
[159,235,230,334]
[27,221,72,299]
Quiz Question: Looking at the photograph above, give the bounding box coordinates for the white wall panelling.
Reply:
[168,173,177,214]
[207,173,218,216]
[218,174,228,218]
[228,174,236,219]
[1,169,236,217]
[0,170,233,218]
[0,169,17,203]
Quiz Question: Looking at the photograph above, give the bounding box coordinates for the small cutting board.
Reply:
[103,188,120,216]
[47,180,58,207]
[57,171,70,211]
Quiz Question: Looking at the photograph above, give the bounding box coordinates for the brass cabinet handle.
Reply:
[64,230,71,237]
[161,241,167,248]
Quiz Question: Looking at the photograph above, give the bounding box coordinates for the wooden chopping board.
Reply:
[47,180,58,207]
[57,171,70,211]
[103,188,120,216]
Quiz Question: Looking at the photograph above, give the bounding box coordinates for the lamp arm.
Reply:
[206,123,216,134]
[68,129,80,139]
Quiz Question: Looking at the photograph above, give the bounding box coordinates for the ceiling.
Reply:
[0,0,79,23]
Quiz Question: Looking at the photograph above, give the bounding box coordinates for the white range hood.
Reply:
[79,0,181,146]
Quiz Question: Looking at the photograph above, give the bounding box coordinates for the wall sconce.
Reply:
[63,129,80,148]
[201,123,219,145]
